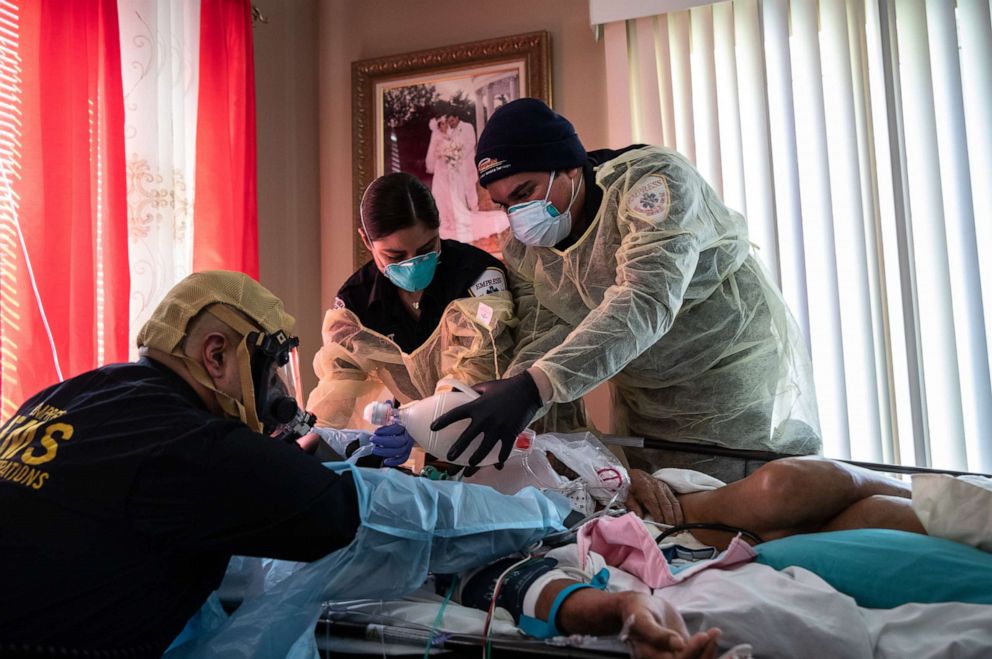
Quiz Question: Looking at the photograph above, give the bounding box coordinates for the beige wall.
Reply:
[254,0,321,394]
[256,0,613,428]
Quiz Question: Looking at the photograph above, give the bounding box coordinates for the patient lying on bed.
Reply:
[451,439,992,657]
[415,444,992,658]
[293,431,987,658]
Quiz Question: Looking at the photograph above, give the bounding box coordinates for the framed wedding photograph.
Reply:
[352,31,551,266]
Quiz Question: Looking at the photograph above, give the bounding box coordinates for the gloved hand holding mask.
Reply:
[370,423,415,467]
[430,371,543,466]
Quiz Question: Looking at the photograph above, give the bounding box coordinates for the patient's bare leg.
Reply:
[677,457,922,546]
[820,494,925,533]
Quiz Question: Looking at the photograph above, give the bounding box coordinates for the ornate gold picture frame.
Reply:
[352,31,552,267]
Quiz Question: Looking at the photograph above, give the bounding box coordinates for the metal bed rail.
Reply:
[315,616,627,658]
[612,435,992,479]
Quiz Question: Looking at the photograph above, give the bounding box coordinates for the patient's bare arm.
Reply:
[456,557,719,658]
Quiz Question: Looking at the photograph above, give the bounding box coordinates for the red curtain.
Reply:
[193,0,259,278]
[0,0,129,420]
[0,0,259,422]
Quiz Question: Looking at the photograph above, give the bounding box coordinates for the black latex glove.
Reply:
[430,371,543,467]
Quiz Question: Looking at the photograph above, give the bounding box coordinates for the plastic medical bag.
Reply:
[536,432,630,506]
[465,432,629,515]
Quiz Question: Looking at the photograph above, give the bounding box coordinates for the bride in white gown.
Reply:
[425,115,470,242]
[425,114,508,246]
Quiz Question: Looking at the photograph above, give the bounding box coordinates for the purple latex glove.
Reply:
[371,423,415,467]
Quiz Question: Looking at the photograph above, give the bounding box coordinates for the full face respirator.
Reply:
[136,271,318,444]
[247,329,316,443]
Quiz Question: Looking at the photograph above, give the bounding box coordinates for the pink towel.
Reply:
[576,512,756,589]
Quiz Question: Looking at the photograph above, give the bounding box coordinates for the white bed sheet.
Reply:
[662,562,992,658]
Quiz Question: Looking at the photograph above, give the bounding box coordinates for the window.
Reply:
[598,0,992,472]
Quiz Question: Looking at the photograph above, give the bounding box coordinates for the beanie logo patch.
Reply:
[478,157,509,177]
[625,175,671,221]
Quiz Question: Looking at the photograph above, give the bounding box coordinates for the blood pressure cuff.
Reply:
[457,557,559,622]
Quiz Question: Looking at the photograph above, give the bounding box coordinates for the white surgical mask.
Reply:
[506,172,579,247]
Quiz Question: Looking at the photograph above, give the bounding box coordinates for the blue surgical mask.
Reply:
[359,179,440,293]
[507,171,579,247]
[383,251,439,292]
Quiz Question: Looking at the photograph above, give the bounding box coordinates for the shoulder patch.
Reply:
[625,174,671,220]
[332,296,346,310]
[468,267,507,297]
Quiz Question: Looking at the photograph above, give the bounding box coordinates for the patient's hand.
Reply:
[625,469,685,526]
[615,592,720,659]
[555,587,719,659]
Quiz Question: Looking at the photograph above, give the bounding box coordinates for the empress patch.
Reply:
[468,267,507,297]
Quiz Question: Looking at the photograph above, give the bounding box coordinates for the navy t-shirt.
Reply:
[0,358,360,655]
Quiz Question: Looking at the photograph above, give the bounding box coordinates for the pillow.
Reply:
[912,473,992,551]
[754,529,992,609]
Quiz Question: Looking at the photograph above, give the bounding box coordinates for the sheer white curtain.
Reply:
[600,0,992,472]
[118,0,200,359]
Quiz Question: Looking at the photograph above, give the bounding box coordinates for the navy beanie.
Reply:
[475,98,586,187]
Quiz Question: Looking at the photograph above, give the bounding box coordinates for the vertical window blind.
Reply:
[601,0,992,472]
